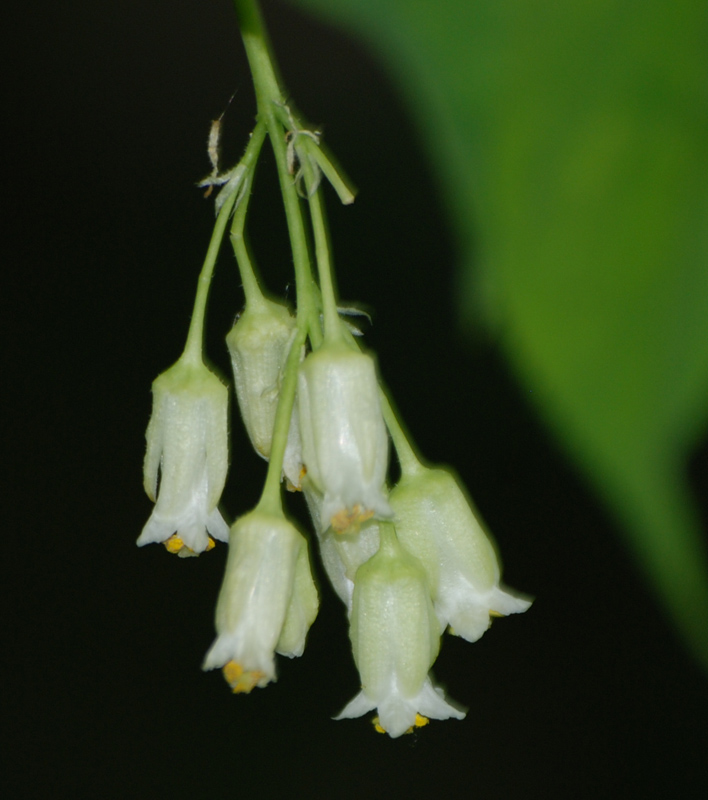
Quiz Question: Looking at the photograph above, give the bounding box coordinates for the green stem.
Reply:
[303,160,342,343]
[377,520,402,556]
[268,121,322,347]
[233,0,283,112]
[233,0,321,346]
[182,189,240,363]
[379,389,425,477]
[256,323,308,515]
[229,121,267,308]
[302,138,356,205]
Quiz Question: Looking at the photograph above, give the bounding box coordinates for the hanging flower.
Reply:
[137,356,229,556]
[390,465,532,642]
[226,296,304,490]
[336,523,465,737]
[226,296,296,459]
[298,341,391,533]
[202,510,318,691]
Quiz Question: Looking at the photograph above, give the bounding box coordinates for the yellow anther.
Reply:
[489,610,505,618]
[223,660,244,687]
[414,714,429,729]
[372,717,386,734]
[164,534,185,554]
[164,534,215,556]
[331,505,375,534]
[222,661,266,694]
[163,533,216,558]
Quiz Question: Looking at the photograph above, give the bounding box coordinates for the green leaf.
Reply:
[290,0,708,667]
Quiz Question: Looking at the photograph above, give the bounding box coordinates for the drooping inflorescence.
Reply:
[137,0,532,738]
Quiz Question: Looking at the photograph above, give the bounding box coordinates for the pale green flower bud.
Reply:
[298,342,391,533]
[137,357,229,556]
[390,466,532,642]
[226,297,297,460]
[202,510,318,692]
[336,524,465,738]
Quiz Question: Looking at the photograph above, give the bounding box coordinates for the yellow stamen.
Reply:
[489,610,505,618]
[414,714,429,729]
[222,661,267,694]
[163,534,215,556]
[331,505,374,534]
[372,717,386,734]
[164,534,184,554]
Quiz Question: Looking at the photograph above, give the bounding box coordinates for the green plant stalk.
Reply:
[304,139,356,205]
[182,187,241,364]
[233,0,321,347]
[302,158,342,343]
[379,389,424,478]
[229,120,268,308]
[257,323,308,515]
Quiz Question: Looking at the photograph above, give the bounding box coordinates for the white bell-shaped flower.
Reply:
[226,296,296,460]
[137,356,229,555]
[336,523,464,737]
[226,296,303,490]
[390,465,532,642]
[298,341,391,533]
[202,510,318,692]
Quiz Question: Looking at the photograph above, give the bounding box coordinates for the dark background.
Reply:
[3,1,707,797]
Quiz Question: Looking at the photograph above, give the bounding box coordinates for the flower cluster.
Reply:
[139,301,531,733]
[137,1,531,737]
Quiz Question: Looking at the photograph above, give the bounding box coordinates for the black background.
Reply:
[3,1,707,798]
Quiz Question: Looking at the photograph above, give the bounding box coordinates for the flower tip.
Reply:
[373,712,429,736]
[222,661,270,694]
[136,507,228,555]
[160,533,217,557]
[490,584,534,616]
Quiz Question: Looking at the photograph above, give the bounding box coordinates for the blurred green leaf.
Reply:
[290,0,708,667]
